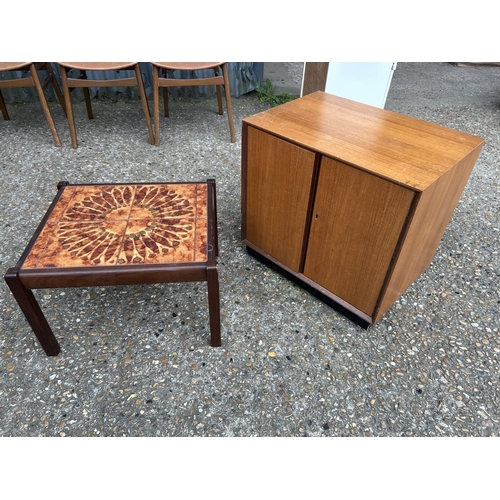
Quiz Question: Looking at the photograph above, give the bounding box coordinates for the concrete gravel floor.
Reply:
[1,63,499,442]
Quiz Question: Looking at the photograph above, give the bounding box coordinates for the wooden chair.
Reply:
[0,62,66,146]
[151,62,236,146]
[57,62,155,148]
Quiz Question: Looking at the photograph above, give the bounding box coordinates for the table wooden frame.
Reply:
[4,179,221,356]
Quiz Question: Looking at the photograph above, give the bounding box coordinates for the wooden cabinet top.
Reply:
[243,91,484,191]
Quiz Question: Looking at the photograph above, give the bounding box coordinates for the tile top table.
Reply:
[5,180,221,356]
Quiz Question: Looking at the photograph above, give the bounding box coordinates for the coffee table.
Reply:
[4,180,221,356]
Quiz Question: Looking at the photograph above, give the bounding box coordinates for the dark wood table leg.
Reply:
[206,262,221,347]
[4,268,61,356]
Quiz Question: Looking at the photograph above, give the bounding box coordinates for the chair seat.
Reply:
[0,62,32,71]
[58,62,138,71]
[152,62,225,71]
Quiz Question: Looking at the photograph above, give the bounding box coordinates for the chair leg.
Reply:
[60,65,79,148]
[0,89,9,120]
[214,67,223,115]
[41,62,67,116]
[162,68,169,117]
[4,268,61,356]
[153,65,161,146]
[83,86,93,119]
[30,63,62,147]
[134,64,155,145]
[206,262,221,347]
[75,71,94,120]
[222,63,236,143]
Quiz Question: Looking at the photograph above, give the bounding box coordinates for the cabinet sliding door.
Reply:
[304,157,415,316]
[245,127,316,272]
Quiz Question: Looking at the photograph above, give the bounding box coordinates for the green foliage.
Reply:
[255,78,294,107]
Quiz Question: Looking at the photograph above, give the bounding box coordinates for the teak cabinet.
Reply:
[241,91,484,326]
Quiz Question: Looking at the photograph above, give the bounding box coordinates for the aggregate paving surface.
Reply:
[1,62,499,437]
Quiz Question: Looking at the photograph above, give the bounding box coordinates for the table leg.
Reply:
[4,268,61,356]
[206,262,221,347]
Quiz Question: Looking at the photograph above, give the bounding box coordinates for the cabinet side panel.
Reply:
[245,127,316,272]
[374,144,483,321]
[304,157,414,317]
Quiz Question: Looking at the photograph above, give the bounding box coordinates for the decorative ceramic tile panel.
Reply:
[22,183,208,269]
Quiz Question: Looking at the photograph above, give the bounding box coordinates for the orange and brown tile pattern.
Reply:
[22,184,208,269]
